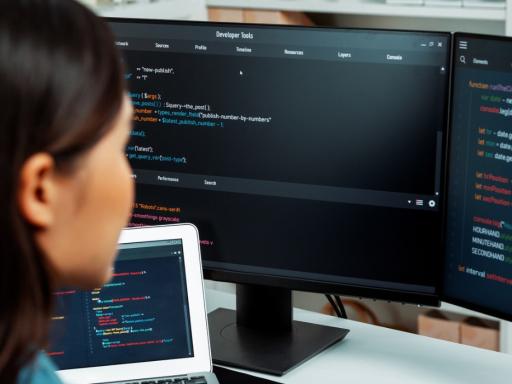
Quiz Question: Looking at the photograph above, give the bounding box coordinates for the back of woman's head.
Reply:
[0,0,126,381]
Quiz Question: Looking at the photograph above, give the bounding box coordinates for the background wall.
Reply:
[310,13,505,34]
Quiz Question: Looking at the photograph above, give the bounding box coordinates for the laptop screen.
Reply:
[48,239,194,370]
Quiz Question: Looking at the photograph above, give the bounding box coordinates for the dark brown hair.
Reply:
[0,0,125,381]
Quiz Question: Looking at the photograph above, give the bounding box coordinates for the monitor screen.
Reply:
[444,33,512,320]
[110,20,451,305]
[48,240,194,370]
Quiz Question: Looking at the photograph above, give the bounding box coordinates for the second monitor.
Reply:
[110,19,451,374]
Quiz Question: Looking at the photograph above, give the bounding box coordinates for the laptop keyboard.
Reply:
[129,376,207,384]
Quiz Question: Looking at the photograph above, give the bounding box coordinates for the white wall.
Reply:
[90,0,208,21]
[311,13,505,35]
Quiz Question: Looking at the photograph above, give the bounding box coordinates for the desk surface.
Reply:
[205,288,512,384]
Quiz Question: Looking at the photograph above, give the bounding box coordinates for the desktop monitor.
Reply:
[444,33,512,321]
[108,19,451,374]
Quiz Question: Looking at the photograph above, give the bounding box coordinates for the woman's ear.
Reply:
[17,153,57,228]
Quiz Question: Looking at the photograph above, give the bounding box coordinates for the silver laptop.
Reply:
[49,224,218,384]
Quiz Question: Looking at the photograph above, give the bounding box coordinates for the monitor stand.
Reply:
[208,284,350,376]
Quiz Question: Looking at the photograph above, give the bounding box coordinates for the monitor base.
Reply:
[208,307,349,376]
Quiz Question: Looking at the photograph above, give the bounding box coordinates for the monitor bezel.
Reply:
[441,32,512,322]
[108,17,452,307]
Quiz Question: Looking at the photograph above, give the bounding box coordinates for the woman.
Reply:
[0,0,134,382]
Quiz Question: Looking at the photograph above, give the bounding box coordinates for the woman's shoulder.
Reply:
[17,352,62,384]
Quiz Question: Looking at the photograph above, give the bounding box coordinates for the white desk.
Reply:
[206,288,512,383]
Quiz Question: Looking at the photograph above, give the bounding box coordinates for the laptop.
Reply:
[48,224,219,384]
